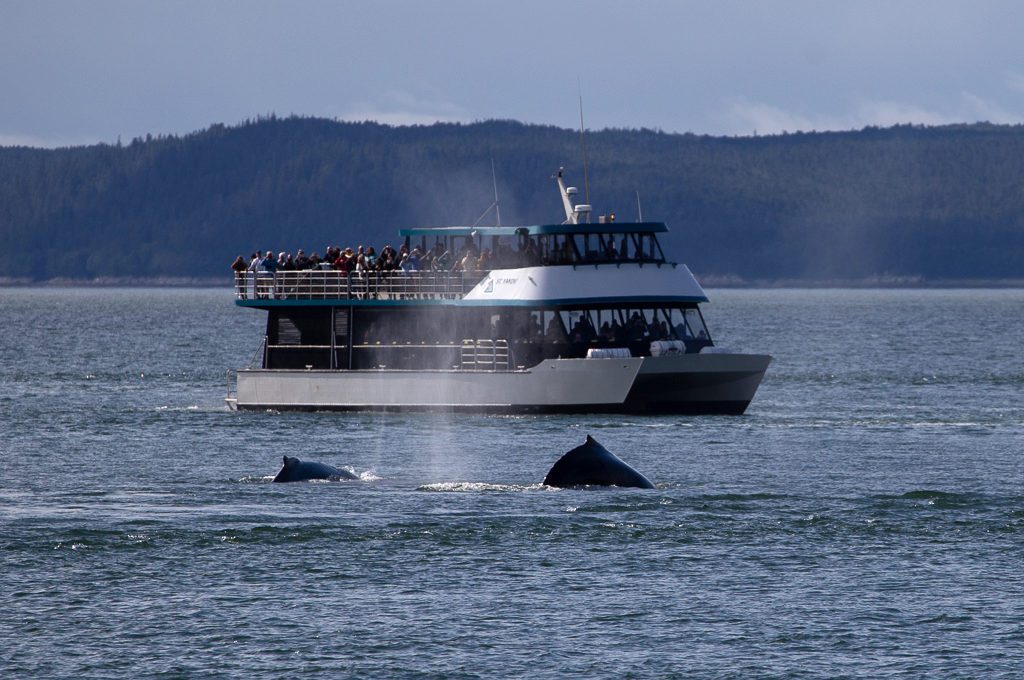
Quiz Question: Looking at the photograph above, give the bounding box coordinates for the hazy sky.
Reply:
[4,0,1024,147]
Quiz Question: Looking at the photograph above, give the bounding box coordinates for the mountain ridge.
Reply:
[1,116,1022,281]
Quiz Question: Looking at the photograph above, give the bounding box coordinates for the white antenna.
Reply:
[636,191,643,222]
[471,158,502,228]
[491,157,502,227]
[578,79,591,218]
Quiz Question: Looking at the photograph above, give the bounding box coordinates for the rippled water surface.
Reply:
[2,288,1022,678]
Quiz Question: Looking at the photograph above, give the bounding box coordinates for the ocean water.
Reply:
[1,287,1022,678]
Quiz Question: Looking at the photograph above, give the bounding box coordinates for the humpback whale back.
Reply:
[273,455,357,483]
[543,436,654,489]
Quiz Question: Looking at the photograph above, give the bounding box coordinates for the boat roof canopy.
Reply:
[399,221,669,238]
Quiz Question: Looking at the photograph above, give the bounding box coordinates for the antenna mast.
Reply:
[578,82,591,215]
[471,158,503,228]
[491,158,501,227]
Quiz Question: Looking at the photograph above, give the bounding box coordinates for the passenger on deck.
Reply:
[493,243,513,268]
[571,318,595,343]
[426,243,445,270]
[524,239,541,266]
[545,316,565,343]
[433,247,453,271]
[378,245,398,271]
[558,240,573,265]
[400,246,423,273]
[612,319,625,343]
[260,251,278,273]
[627,312,645,341]
[255,250,277,298]
[336,247,356,273]
[421,247,436,270]
[528,314,543,339]
[231,255,248,297]
[384,251,398,271]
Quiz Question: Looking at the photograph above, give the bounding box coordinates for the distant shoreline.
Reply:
[0,277,228,287]
[698,275,1024,289]
[2,276,1023,289]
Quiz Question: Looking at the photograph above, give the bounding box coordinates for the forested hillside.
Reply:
[2,116,1023,281]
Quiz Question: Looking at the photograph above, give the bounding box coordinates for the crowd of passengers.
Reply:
[230,239,548,279]
[230,232,660,278]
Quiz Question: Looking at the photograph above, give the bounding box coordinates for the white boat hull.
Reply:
[234,353,770,414]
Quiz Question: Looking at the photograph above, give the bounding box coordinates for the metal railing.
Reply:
[460,339,511,371]
[234,270,488,301]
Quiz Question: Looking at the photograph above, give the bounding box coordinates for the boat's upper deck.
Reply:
[234,260,709,308]
[233,221,712,307]
[400,221,669,268]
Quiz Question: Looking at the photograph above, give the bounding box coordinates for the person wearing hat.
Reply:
[408,247,423,271]
[337,247,356,274]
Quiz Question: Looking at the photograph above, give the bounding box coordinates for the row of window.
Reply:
[269,305,711,347]
[404,231,667,267]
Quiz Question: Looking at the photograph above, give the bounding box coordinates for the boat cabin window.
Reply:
[267,303,713,371]
[403,229,666,268]
[549,306,708,347]
[532,230,666,265]
[535,234,579,265]
[667,307,710,341]
[542,310,566,342]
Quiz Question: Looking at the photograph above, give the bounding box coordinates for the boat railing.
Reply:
[234,270,488,301]
[460,339,511,371]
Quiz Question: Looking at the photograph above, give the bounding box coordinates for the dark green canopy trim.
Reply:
[398,221,668,238]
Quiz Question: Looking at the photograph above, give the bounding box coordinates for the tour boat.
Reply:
[228,170,771,413]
